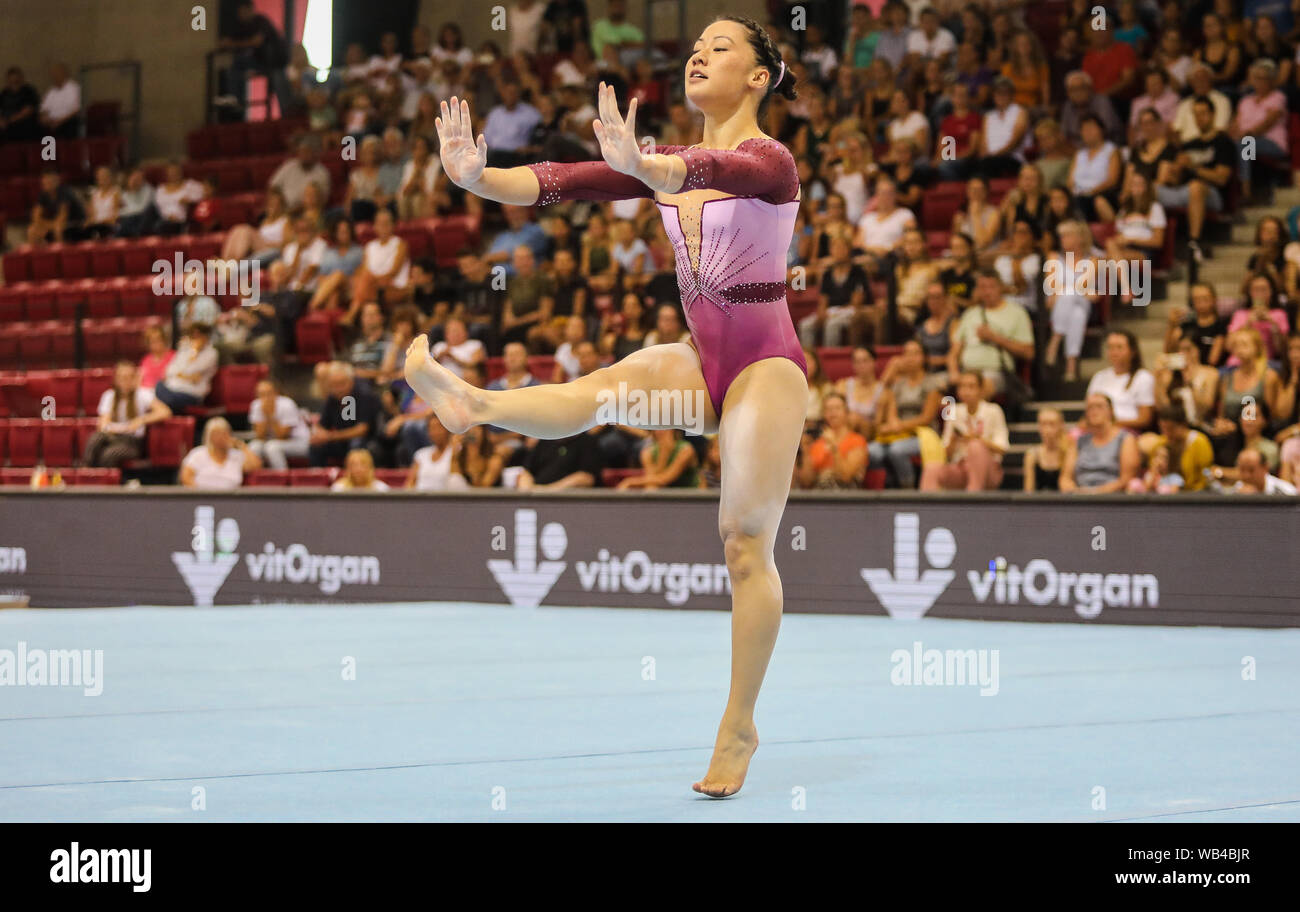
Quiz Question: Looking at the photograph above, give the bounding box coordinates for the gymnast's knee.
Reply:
[718,521,770,582]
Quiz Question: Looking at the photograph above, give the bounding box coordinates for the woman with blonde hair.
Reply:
[180,417,261,489]
[331,448,390,491]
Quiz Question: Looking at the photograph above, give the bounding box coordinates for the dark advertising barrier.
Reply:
[0,491,1297,626]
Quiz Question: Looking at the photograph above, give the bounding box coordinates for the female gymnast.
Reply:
[404,16,805,797]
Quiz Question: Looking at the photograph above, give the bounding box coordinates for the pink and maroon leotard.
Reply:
[527,138,807,415]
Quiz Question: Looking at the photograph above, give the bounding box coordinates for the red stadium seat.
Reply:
[6,419,41,466]
[53,281,89,319]
[864,468,888,490]
[213,363,268,414]
[526,355,556,381]
[90,240,125,277]
[71,467,121,486]
[147,417,195,468]
[16,322,52,367]
[81,321,118,366]
[122,239,155,275]
[295,312,336,364]
[817,347,854,381]
[40,419,79,465]
[874,345,904,376]
[289,467,337,487]
[0,285,25,322]
[32,369,80,416]
[57,244,91,279]
[601,468,643,488]
[244,468,290,486]
[28,247,59,281]
[0,420,7,459]
[86,281,121,318]
[2,248,31,283]
[46,319,78,367]
[0,324,23,370]
[787,286,818,325]
[22,284,55,321]
[1,468,34,486]
[118,277,153,317]
[187,125,217,161]
[431,215,480,268]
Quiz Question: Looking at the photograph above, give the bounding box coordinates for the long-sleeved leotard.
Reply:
[527,138,807,416]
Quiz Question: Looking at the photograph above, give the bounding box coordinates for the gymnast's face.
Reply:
[685,21,766,114]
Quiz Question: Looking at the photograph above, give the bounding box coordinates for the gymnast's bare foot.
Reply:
[403,334,480,433]
[693,721,758,798]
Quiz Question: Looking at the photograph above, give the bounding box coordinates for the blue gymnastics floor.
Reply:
[1,603,1297,822]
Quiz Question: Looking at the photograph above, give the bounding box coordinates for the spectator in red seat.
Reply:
[1059,392,1139,494]
[431,317,486,379]
[1172,65,1231,142]
[84,360,172,469]
[404,415,469,490]
[488,342,541,393]
[190,175,221,234]
[84,166,121,240]
[1153,28,1194,91]
[1156,97,1235,258]
[643,303,690,348]
[331,448,390,491]
[310,361,382,467]
[1165,282,1228,367]
[1086,329,1156,432]
[270,135,331,211]
[1126,107,1176,202]
[953,176,1002,263]
[854,176,916,274]
[38,62,80,139]
[1082,20,1138,108]
[346,301,392,386]
[27,169,84,246]
[1216,327,1283,430]
[977,77,1030,178]
[397,134,443,219]
[870,340,944,489]
[1231,61,1289,194]
[279,215,327,293]
[343,136,386,223]
[1105,171,1167,280]
[993,220,1042,314]
[601,293,647,362]
[1068,115,1122,224]
[1000,29,1050,113]
[1023,407,1068,492]
[894,228,941,334]
[1127,69,1180,144]
[214,287,276,366]
[1229,447,1297,495]
[618,428,701,490]
[154,323,218,413]
[1245,216,1287,295]
[308,218,364,313]
[1196,11,1244,96]
[1227,274,1291,362]
[153,162,204,237]
[347,209,411,318]
[180,417,261,490]
[501,245,555,348]
[247,379,310,470]
[933,81,982,183]
[221,188,291,272]
[138,325,175,390]
[948,268,1034,396]
[1154,337,1220,431]
[551,317,589,382]
[114,168,157,238]
[921,370,1009,491]
[1059,71,1121,147]
[0,66,40,142]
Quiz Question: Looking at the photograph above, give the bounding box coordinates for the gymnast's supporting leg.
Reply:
[405,334,716,437]
[694,356,807,798]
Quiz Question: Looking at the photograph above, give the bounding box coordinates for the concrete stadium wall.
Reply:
[1,490,1296,625]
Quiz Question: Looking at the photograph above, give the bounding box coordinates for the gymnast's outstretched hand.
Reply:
[435,96,488,189]
[592,81,645,178]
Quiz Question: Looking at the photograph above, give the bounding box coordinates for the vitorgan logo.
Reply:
[861,513,1160,619]
[172,506,381,606]
[860,514,957,619]
[490,509,731,608]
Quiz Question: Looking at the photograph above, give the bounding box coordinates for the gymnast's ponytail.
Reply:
[718,15,799,121]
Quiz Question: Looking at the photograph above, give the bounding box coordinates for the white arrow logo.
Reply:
[172,506,239,607]
[488,509,567,608]
[861,513,956,619]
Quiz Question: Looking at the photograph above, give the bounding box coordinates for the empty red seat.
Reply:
[601,468,643,488]
[147,417,195,467]
[396,225,430,259]
[374,468,408,488]
[0,420,7,459]
[186,126,217,161]
[295,312,335,364]
[0,285,25,322]
[121,239,155,275]
[6,418,41,466]
[27,369,80,416]
[53,281,90,319]
[40,418,79,464]
[2,249,31,283]
[46,320,77,367]
[817,347,854,381]
[289,467,337,487]
[214,363,267,414]
[23,286,55,321]
[58,244,91,279]
[526,355,556,381]
[86,281,121,318]
[214,125,250,158]
[81,321,118,366]
[17,323,52,367]
[80,368,114,414]
[244,468,290,486]
[118,277,153,317]
[187,235,222,262]
[28,247,59,281]
[1,468,34,485]
[71,467,121,485]
[0,325,21,370]
[90,240,125,276]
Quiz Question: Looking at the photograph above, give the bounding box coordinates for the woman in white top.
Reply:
[154,323,220,413]
[920,370,1009,491]
[979,78,1029,175]
[885,90,930,163]
[1067,115,1121,223]
[83,360,172,468]
[1085,329,1157,432]
[86,166,121,239]
[153,162,204,235]
[405,415,469,491]
[180,417,261,489]
[993,219,1043,313]
[829,132,876,225]
[348,208,411,320]
[331,448,391,491]
[278,216,328,292]
[247,379,311,470]
[952,176,1002,259]
[397,134,443,219]
[1044,220,1102,382]
[1104,171,1167,270]
[220,187,290,264]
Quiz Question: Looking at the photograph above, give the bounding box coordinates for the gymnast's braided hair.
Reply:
[715,15,798,121]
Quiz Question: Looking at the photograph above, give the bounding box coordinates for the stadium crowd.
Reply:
[3,0,1300,495]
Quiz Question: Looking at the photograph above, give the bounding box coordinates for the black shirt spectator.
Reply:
[1177,130,1236,192]
[37,180,84,224]
[311,365,382,467]
[0,67,40,142]
[821,261,872,310]
[226,4,288,68]
[544,0,591,54]
[517,431,602,487]
[1180,313,1229,366]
